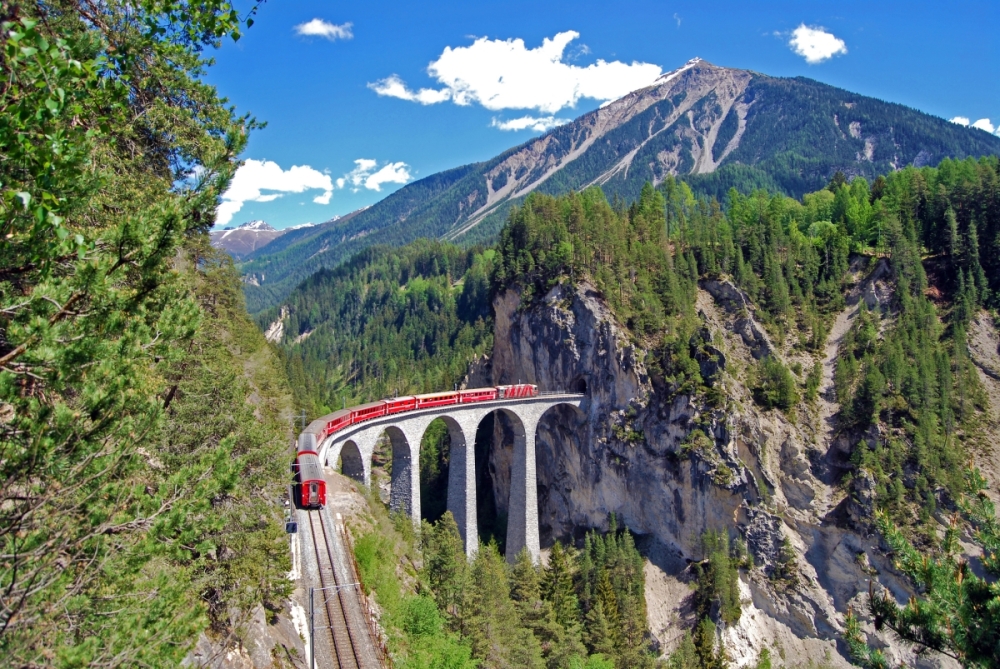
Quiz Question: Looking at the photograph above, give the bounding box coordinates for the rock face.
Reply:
[487,277,953,668]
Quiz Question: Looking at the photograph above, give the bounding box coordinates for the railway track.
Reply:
[307,510,363,668]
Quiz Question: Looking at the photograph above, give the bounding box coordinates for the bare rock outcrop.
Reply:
[487,272,951,668]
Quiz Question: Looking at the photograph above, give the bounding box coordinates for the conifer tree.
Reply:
[466,542,544,669]
[422,512,468,627]
[845,471,1000,669]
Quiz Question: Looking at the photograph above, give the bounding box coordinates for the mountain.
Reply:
[239,58,1000,313]
[210,220,287,259]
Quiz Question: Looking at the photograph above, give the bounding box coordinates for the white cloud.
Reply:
[368,31,662,116]
[295,19,352,41]
[337,159,413,192]
[788,24,847,64]
[368,75,453,104]
[217,159,333,226]
[950,116,1000,136]
[972,118,996,133]
[491,115,570,132]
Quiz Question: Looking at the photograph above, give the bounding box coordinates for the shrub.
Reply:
[753,356,800,410]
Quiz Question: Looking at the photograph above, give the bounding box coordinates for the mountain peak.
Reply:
[653,57,707,84]
[236,220,275,232]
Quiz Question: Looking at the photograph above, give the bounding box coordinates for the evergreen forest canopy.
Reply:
[260,239,494,417]
[1,3,294,666]
[356,504,656,669]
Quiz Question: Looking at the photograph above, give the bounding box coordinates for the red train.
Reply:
[292,449,326,509]
[292,384,538,508]
[315,384,538,439]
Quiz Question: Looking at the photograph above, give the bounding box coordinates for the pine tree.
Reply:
[845,470,1000,669]
[422,512,468,626]
[466,542,544,669]
[583,600,617,659]
[544,542,581,630]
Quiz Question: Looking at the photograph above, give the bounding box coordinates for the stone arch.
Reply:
[482,408,534,562]
[338,440,365,484]
[532,401,588,547]
[418,416,465,525]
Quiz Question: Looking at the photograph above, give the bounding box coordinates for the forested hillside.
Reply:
[277,158,1000,525]
[238,60,1000,314]
[0,4,294,665]
[261,240,494,416]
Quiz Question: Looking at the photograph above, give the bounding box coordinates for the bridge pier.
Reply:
[446,416,483,558]
[504,410,542,564]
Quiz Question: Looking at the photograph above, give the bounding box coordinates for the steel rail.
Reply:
[308,510,362,668]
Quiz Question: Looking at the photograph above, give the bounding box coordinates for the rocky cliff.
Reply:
[486,270,952,668]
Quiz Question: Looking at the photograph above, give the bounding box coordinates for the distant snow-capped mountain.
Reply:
[210,220,285,259]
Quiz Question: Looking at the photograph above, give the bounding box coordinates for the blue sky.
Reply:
[208,1,1000,229]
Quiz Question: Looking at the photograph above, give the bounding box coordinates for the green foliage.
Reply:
[844,469,1000,669]
[753,356,801,411]
[694,531,742,626]
[0,2,294,665]
[264,241,494,417]
[805,361,823,402]
[420,419,452,524]
[355,510,476,669]
[666,620,729,669]
[771,537,798,587]
[466,542,545,668]
[416,514,653,669]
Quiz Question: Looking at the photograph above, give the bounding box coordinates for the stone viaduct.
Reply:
[298,393,584,562]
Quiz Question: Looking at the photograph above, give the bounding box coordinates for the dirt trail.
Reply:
[806,300,858,518]
[817,304,858,441]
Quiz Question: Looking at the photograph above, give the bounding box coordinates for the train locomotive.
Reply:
[292,384,537,509]
[292,449,326,509]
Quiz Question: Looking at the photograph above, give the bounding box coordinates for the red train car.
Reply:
[351,400,387,423]
[497,384,538,399]
[293,450,326,508]
[415,391,460,409]
[324,409,351,436]
[385,396,417,414]
[309,384,541,443]
[459,387,498,403]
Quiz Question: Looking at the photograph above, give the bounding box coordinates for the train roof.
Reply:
[460,386,496,393]
[414,391,459,400]
[297,452,324,481]
[353,400,387,411]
